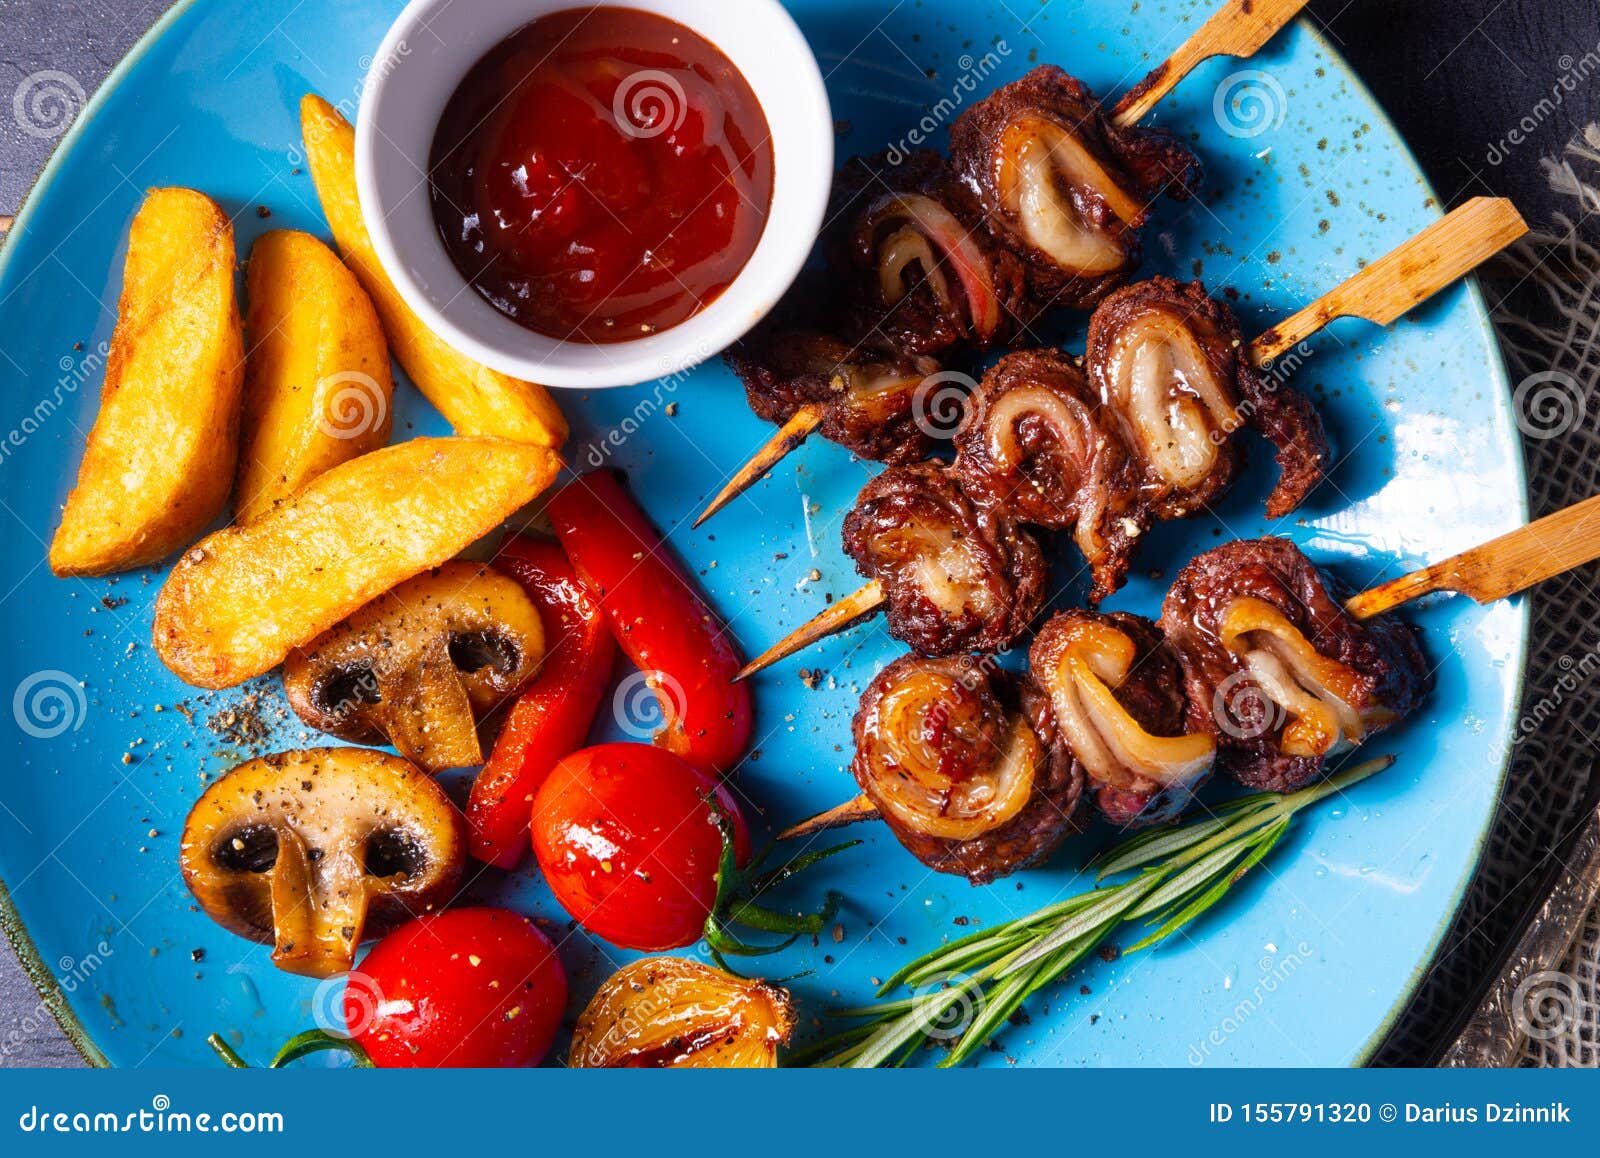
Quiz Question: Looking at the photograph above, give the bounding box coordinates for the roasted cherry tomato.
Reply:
[547,471,753,775]
[348,908,566,1068]
[531,742,750,951]
[468,537,616,868]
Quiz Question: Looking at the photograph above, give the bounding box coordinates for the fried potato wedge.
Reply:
[236,230,394,523]
[49,188,245,576]
[299,95,568,450]
[153,436,561,689]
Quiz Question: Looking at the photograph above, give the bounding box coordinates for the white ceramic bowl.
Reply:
[356,0,832,390]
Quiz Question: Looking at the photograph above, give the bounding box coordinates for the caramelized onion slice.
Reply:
[570,957,795,1069]
[862,665,1039,841]
[1105,311,1239,491]
[872,523,995,619]
[837,365,927,423]
[1219,597,1392,757]
[998,118,1140,275]
[868,193,1002,341]
[985,385,1090,470]
[1040,618,1214,790]
[982,385,1108,559]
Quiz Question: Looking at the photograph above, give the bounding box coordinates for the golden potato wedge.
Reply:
[152,436,561,689]
[299,95,568,450]
[49,188,245,576]
[237,230,393,523]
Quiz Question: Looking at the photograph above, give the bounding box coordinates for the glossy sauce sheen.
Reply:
[429,7,775,343]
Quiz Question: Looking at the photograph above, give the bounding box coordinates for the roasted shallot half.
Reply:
[1161,537,1429,792]
[179,748,466,977]
[1086,276,1328,520]
[569,957,796,1068]
[852,653,1085,883]
[842,461,1047,657]
[283,562,545,772]
[950,65,1200,309]
[1028,611,1215,827]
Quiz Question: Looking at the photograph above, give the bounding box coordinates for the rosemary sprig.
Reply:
[801,755,1394,1069]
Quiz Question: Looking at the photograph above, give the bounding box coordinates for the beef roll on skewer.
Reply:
[828,150,1033,358]
[1161,537,1429,793]
[1086,276,1328,521]
[949,65,1200,311]
[849,653,1087,884]
[723,322,943,468]
[737,461,1049,675]
[702,199,1521,532]
[842,462,1047,657]
[951,347,1152,604]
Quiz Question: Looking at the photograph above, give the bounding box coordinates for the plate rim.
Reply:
[0,0,1531,1069]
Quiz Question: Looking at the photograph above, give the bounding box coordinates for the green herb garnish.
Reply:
[802,755,1393,1068]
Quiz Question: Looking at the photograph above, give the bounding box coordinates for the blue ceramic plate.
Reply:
[0,0,1526,1068]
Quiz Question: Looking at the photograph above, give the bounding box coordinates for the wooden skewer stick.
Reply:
[735,199,1528,680]
[1249,197,1528,366]
[1111,0,1313,129]
[694,403,825,528]
[696,0,1312,530]
[778,795,881,841]
[1345,491,1600,621]
[734,580,886,682]
[781,493,1600,838]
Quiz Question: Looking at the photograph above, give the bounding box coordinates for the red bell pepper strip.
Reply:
[547,470,753,776]
[468,536,616,868]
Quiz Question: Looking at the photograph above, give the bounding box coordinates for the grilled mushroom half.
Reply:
[179,747,466,977]
[283,562,545,772]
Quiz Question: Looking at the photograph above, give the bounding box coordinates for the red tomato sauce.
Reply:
[429,7,775,344]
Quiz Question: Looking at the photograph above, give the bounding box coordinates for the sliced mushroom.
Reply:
[283,562,545,772]
[569,957,795,1068]
[179,747,466,977]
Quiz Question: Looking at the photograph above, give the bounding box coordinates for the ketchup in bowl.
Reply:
[429,7,776,344]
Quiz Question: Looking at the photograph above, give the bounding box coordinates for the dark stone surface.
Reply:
[2,0,1597,1068]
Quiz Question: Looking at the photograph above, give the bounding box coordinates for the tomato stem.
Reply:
[702,793,858,971]
[206,1028,375,1069]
